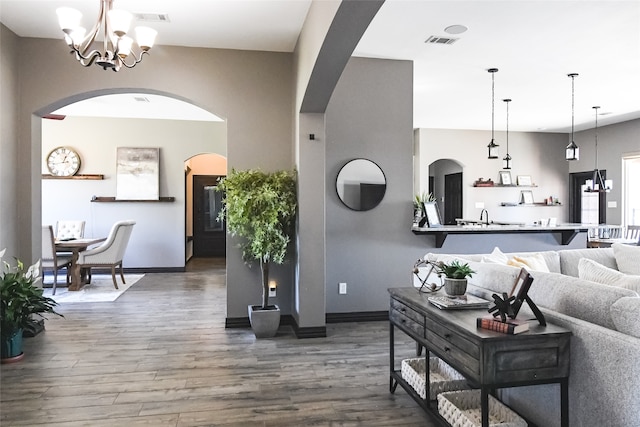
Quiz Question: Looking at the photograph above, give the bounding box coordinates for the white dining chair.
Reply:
[41,225,72,295]
[55,220,86,240]
[76,220,136,289]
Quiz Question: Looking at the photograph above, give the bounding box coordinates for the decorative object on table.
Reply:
[499,170,512,186]
[484,267,546,326]
[413,258,475,295]
[216,169,297,338]
[486,68,500,159]
[116,147,160,200]
[422,201,443,228]
[55,0,158,71]
[477,315,529,334]
[584,106,613,193]
[1,249,63,363]
[565,73,580,161]
[437,389,527,427]
[46,146,81,177]
[473,178,494,187]
[502,98,513,170]
[428,294,491,310]
[401,357,469,400]
[519,190,534,205]
[516,175,532,186]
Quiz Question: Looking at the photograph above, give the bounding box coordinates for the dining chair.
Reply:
[625,225,640,245]
[41,225,72,295]
[76,220,136,289]
[55,220,86,240]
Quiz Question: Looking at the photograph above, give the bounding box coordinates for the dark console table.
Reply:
[389,287,571,427]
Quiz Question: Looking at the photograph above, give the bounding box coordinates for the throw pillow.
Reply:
[507,254,550,272]
[612,243,640,275]
[482,247,509,264]
[578,258,640,293]
[610,297,640,338]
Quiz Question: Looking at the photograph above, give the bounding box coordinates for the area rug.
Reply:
[43,274,144,303]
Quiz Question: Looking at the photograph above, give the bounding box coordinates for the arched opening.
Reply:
[38,90,227,271]
[428,159,464,225]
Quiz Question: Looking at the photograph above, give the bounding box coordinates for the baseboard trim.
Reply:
[225,314,327,339]
[326,311,389,323]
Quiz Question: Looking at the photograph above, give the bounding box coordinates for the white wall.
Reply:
[416,129,570,225]
[41,116,226,268]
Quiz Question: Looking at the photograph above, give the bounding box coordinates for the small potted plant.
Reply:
[1,249,63,363]
[216,169,297,338]
[437,260,475,295]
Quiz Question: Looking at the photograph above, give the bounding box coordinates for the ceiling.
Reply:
[1,0,639,132]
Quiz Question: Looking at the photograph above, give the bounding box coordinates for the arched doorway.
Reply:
[185,153,227,260]
[38,90,227,270]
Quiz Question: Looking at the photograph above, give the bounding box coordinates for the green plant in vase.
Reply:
[1,249,63,362]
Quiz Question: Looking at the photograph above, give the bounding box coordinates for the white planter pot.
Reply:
[248,304,281,338]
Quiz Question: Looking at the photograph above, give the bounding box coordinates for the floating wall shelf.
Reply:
[42,174,104,180]
[91,196,175,203]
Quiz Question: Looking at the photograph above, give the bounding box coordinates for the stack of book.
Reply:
[476,315,529,334]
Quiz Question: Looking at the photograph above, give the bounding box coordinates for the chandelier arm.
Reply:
[119,50,150,69]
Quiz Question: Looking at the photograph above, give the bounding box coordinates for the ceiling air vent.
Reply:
[134,13,170,23]
[425,36,458,45]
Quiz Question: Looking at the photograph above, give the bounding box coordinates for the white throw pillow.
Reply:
[612,243,640,275]
[507,254,550,272]
[482,247,509,264]
[578,258,640,293]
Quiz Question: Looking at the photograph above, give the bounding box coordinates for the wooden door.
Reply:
[193,175,226,257]
[444,172,463,225]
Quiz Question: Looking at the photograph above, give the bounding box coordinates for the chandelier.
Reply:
[56,0,157,71]
[585,106,613,193]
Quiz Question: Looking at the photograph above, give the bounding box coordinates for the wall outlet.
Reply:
[339,282,347,294]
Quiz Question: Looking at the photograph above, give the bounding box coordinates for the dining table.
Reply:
[55,237,106,291]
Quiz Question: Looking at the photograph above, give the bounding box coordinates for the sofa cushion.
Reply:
[578,258,640,293]
[610,297,640,338]
[527,270,638,330]
[558,247,617,277]
[612,243,640,275]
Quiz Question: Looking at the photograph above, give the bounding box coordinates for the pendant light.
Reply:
[565,73,580,161]
[502,98,512,170]
[487,68,499,159]
[585,106,613,193]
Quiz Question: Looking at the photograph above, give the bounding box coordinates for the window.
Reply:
[623,154,640,226]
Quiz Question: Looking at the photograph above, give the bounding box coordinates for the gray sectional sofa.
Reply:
[425,245,640,427]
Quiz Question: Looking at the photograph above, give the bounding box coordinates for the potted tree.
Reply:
[1,249,63,363]
[216,169,297,338]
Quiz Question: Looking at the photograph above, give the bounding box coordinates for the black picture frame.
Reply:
[421,201,443,228]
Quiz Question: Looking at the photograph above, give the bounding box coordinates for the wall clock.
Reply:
[46,146,81,177]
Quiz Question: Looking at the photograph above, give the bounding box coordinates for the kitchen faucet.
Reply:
[480,209,489,225]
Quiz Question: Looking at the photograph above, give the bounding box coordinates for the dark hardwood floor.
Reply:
[1,257,435,426]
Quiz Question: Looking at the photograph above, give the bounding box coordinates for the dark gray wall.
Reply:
[325,57,426,313]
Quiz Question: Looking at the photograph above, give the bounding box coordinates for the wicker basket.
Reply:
[437,389,527,427]
[401,357,469,400]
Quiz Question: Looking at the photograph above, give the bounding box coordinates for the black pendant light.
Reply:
[487,68,499,159]
[566,73,580,161]
[502,98,512,170]
[585,106,613,193]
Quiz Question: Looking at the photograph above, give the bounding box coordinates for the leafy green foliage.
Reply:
[435,260,475,279]
[216,169,297,309]
[1,249,63,336]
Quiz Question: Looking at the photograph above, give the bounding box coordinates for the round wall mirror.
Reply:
[336,159,386,211]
